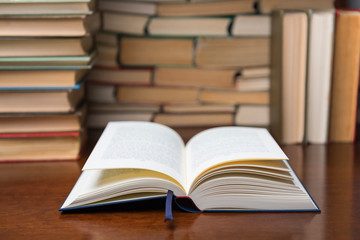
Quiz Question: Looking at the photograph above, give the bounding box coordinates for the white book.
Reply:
[305,10,334,144]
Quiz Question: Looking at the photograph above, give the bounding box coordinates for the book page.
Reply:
[185,127,288,192]
[83,121,186,188]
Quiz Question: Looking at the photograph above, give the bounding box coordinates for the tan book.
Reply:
[235,105,269,126]
[0,85,84,113]
[119,37,194,66]
[240,67,270,78]
[102,12,148,35]
[0,14,100,37]
[258,0,334,14]
[0,131,84,162]
[99,0,156,15]
[235,77,270,91]
[163,103,235,113]
[0,69,88,88]
[153,112,233,127]
[87,112,153,128]
[154,67,237,88]
[88,68,152,86]
[157,0,255,16]
[231,15,271,37]
[117,86,198,104]
[0,106,86,133]
[88,102,161,113]
[195,37,270,68]
[199,89,269,104]
[148,17,230,36]
[0,0,94,15]
[270,11,308,144]
[0,36,93,57]
[329,10,360,142]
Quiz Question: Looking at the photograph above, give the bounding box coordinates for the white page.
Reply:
[83,121,186,188]
[185,127,288,192]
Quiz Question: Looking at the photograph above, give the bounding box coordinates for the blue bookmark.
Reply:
[164,190,174,222]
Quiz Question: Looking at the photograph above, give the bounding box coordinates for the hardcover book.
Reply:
[0,36,93,57]
[305,10,334,144]
[328,10,360,142]
[0,0,94,15]
[0,131,84,162]
[60,121,319,212]
[0,14,100,37]
[0,53,95,70]
[270,10,308,144]
[0,83,84,113]
[156,0,256,16]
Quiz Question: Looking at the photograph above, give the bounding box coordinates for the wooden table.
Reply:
[1,143,359,240]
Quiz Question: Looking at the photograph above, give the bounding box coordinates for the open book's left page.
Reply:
[83,122,187,187]
[61,122,187,210]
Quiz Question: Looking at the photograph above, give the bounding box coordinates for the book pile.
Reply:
[0,0,99,161]
[88,0,273,141]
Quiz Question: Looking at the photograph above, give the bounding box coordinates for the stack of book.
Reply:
[0,0,99,161]
[88,0,274,141]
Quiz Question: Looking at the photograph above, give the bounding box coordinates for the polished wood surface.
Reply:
[1,143,359,240]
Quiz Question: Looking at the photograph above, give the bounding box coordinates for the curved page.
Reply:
[83,121,186,188]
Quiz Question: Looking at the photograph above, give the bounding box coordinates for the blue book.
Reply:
[59,121,320,213]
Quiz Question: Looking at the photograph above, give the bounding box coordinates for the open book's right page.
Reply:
[184,127,288,192]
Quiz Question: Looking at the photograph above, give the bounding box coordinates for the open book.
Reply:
[60,121,319,212]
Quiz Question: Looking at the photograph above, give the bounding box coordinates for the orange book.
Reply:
[329,10,360,142]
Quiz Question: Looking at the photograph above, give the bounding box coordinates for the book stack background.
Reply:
[88,0,274,141]
[0,0,99,161]
[88,0,348,144]
[2,0,359,162]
